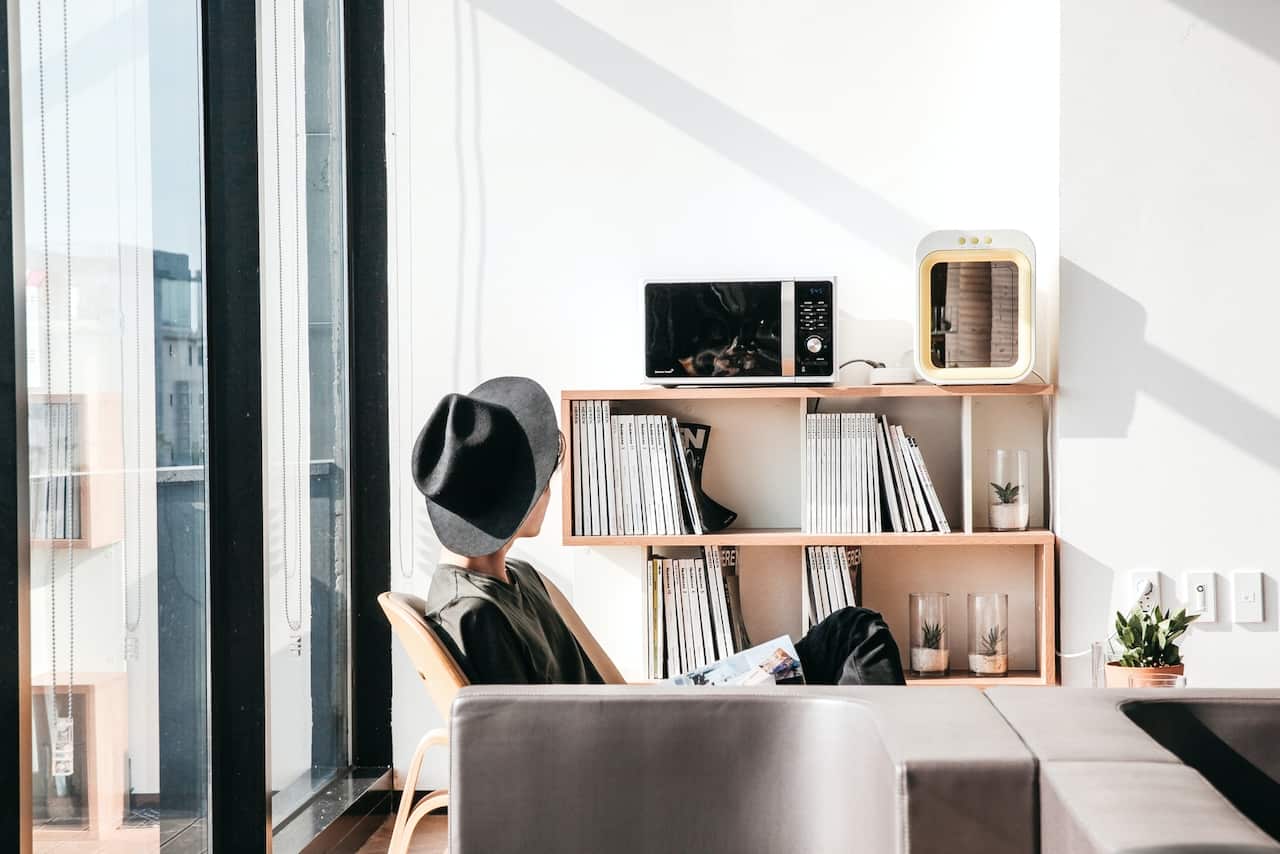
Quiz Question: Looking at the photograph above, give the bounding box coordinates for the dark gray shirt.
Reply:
[425,558,604,685]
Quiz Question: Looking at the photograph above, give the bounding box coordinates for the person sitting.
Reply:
[412,376,905,686]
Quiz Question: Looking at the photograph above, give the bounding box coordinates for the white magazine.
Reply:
[885,416,919,532]
[694,560,715,667]
[867,415,882,533]
[837,546,856,608]
[576,402,586,535]
[662,560,680,675]
[876,416,905,533]
[665,419,686,535]
[600,401,617,535]
[911,439,951,533]
[583,402,597,535]
[702,551,726,660]
[896,426,932,531]
[635,416,654,534]
[651,417,673,536]
[625,417,644,535]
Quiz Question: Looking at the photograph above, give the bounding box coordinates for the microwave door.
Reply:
[645,282,784,383]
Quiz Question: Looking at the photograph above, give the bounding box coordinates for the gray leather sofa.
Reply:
[986,688,1280,854]
[450,685,1036,854]
[449,686,1280,853]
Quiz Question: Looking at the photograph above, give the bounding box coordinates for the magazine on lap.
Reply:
[664,636,804,686]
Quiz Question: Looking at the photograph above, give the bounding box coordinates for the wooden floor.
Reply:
[357,814,448,854]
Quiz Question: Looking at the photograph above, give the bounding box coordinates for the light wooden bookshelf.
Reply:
[560,383,1058,687]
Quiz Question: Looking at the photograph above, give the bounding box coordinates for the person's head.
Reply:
[512,430,565,540]
[411,377,561,557]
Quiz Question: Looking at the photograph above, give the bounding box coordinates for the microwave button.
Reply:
[805,335,824,354]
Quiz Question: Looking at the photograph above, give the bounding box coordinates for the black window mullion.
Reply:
[344,0,392,770]
[1,0,33,850]
[201,0,269,850]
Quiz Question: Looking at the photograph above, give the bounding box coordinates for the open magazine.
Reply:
[664,636,804,686]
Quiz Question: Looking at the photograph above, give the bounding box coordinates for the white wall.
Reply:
[387,0,1060,785]
[1057,0,1280,686]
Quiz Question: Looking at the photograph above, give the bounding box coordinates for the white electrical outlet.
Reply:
[1130,571,1161,613]
[1185,572,1217,623]
[1232,571,1264,624]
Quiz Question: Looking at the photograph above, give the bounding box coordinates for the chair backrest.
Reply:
[379,592,469,720]
[379,573,626,715]
[536,571,627,685]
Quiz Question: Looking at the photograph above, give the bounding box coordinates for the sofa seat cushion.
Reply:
[1041,761,1280,854]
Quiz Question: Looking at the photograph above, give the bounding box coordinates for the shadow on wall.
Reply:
[466,0,925,257]
[1167,0,1280,65]
[1058,259,1280,471]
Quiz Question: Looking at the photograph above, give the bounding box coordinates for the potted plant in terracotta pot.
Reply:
[1104,605,1198,687]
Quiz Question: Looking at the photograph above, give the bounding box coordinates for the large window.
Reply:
[8,1,380,849]
[20,1,210,849]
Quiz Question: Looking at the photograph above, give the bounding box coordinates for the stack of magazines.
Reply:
[803,412,950,533]
[805,546,861,626]
[571,400,707,536]
[644,546,748,679]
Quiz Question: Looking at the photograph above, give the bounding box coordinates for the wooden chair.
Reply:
[379,592,467,854]
[379,573,624,853]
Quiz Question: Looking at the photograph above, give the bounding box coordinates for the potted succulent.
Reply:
[969,625,1008,676]
[909,592,950,676]
[987,448,1030,531]
[1104,605,1198,687]
[988,481,1029,531]
[968,592,1009,676]
[911,620,948,675]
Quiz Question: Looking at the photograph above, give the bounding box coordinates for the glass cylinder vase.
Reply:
[987,449,1030,531]
[967,593,1009,677]
[909,593,950,677]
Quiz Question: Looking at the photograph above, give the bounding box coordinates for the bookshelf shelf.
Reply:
[562,383,1053,402]
[906,670,1046,687]
[564,528,1055,548]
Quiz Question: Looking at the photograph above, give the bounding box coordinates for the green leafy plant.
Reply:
[978,625,1006,657]
[920,621,944,650]
[989,482,1021,504]
[1112,605,1198,668]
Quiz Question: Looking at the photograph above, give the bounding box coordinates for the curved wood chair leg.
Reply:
[400,789,450,852]
[389,728,449,854]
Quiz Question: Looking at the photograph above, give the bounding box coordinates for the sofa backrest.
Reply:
[1123,698,1280,841]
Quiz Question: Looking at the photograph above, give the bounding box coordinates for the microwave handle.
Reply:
[781,280,795,377]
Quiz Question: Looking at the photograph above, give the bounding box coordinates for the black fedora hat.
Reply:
[412,376,560,557]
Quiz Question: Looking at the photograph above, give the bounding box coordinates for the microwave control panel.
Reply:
[795,281,834,377]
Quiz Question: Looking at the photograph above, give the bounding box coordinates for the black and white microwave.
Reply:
[643,278,837,385]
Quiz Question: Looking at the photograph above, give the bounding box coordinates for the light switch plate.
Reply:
[1232,570,1264,624]
[1186,572,1217,623]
